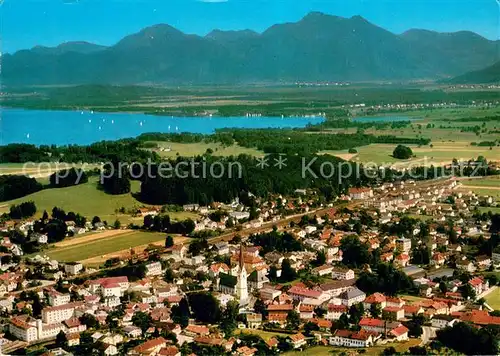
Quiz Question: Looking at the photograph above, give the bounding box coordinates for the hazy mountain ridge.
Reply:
[447,61,500,84]
[3,12,499,85]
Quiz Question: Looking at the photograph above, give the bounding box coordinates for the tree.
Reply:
[220,300,239,336]
[393,144,413,159]
[79,313,99,329]
[370,303,381,318]
[382,346,397,355]
[408,346,427,355]
[91,216,101,226]
[312,250,326,267]
[56,330,68,348]
[49,168,88,188]
[101,163,131,195]
[460,283,476,300]
[113,219,121,229]
[188,292,221,324]
[132,311,153,333]
[165,235,174,248]
[280,259,297,282]
[143,215,154,229]
[171,297,190,328]
[286,310,300,330]
[304,321,319,336]
[439,282,448,294]
[341,235,370,267]
[436,322,500,355]
[349,303,364,325]
[164,268,175,283]
[332,313,349,330]
[254,298,268,319]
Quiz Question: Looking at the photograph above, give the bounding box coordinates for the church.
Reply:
[216,244,269,306]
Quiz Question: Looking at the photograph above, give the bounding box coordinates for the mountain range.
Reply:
[447,61,500,84]
[2,12,499,85]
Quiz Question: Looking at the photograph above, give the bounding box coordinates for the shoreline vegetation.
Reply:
[2,84,500,118]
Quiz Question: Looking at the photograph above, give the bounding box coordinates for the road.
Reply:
[421,326,437,346]
[207,203,358,245]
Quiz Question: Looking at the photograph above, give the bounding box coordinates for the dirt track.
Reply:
[53,229,132,248]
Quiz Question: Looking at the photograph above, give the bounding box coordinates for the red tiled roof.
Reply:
[468,277,484,287]
[359,317,384,327]
[185,325,209,334]
[288,286,323,298]
[383,306,403,313]
[289,333,305,342]
[365,293,386,304]
[159,346,180,356]
[267,304,294,311]
[133,337,167,353]
[390,325,409,337]
[328,304,348,312]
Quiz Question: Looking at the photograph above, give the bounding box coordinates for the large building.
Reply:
[236,245,249,305]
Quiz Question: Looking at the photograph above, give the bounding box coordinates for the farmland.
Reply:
[485,288,500,311]
[148,141,264,158]
[38,229,184,264]
[0,177,198,224]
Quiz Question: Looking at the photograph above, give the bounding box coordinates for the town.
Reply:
[0,172,498,356]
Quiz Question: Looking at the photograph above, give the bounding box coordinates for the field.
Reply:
[458,175,500,199]
[0,162,100,178]
[38,229,186,264]
[400,295,426,303]
[236,328,288,342]
[0,177,198,224]
[485,288,500,310]
[478,207,500,214]
[149,141,264,158]
[284,339,421,356]
[322,141,499,168]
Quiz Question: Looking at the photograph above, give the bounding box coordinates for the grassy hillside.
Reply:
[0,177,197,224]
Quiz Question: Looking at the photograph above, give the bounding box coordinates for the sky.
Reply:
[1,0,499,54]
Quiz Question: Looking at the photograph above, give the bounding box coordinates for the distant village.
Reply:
[0,174,499,355]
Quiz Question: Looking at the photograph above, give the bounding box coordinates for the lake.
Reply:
[1,108,325,146]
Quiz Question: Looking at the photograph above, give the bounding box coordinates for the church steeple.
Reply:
[239,243,245,270]
[236,243,248,305]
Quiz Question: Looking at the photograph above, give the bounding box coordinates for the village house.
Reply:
[64,262,83,275]
[382,306,405,321]
[348,187,374,200]
[338,287,366,306]
[329,329,378,348]
[288,333,307,349]
[468,277,489,296]
[128,337,167,355]
[331,267,355,280]
[431,314,458,329]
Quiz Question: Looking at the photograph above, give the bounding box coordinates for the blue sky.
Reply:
[1,0,498,53]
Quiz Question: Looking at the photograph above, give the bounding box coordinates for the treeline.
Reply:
[443,115,500,123]
[0,141,158,164]
[1,129,429,164]
[9,201,37,219]
[138,154,373,205]
[436,322,499,355]
[215,129,430,155]
[0,175,42,202]
[249,229,304,254]
[143,214,195,235]
[49,168,88,188]
[309,118,411,131]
